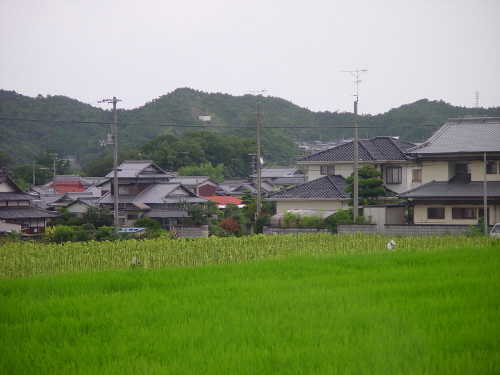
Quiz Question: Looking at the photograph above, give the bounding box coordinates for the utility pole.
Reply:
[99,97,121,234]
[484,152,488,235]
[256,93,262,219]
[248,90,266,221]
[342,69,367,218]
[49,153,59,194]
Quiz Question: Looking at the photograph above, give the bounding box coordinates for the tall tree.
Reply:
[345,165,387,207]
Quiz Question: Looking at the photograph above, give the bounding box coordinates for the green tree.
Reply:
[177,162,225,183]
[0,151,13,169]
[82,205,112,228]
[134,217,162,231]
[345,165,387,207]
[35,149,70,175]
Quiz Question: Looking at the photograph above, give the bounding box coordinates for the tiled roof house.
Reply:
[0,170,58,233]
[297,136,419,194]
[400,117,500,226]
[96,160,206,229]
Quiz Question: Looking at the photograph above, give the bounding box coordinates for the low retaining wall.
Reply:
[263,227,332,235]
[336,223,472,236]
[385,224,470,237]
[172,225,209,238]
[337,223,378,234]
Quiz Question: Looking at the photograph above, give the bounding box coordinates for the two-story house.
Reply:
[399,117,500,226]
[296,136,419,194]
[264,137,418,225]
[95,160,207,228]
[0,170,58,233]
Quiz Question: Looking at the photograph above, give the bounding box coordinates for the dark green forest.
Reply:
[1,87,499,180]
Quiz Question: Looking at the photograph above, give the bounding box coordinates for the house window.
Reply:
[486,162,498,174]
[386,166,402,184]
[127,214,138,221]
[456,163,471,175]
[428,207,445,219]
[119,218,126,225]
[320,166,335,175]
[412,168,422,183]
[452,207,476,219]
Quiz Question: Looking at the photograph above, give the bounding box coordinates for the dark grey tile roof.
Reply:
[252,166,303,178]
[408,117,500,154]
[266,175,349,199]
[297,137,416,162]
[0,206,59,219]
[169,176,214,185]
[95,183,207,205]
[272,176,307,185]
[399,176,500,198]
[0,192,34,201]
[105,160,174,179]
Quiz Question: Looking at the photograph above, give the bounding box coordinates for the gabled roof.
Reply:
[297,136,416,163]
[169,176,217,185]
[105,160,175,179]
[271,176,307,185]
[399,175,500,198]
[266,175,349,200]
[95,183,207,205]
[252,166,304,178]
[0,171,33,198]
[408,117,500,155]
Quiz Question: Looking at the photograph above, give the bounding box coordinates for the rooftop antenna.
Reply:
[341,69,368,219]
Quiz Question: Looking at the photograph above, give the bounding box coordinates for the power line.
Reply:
[0,116,442,129]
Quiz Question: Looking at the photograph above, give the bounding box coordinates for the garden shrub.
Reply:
[52,225,75,243]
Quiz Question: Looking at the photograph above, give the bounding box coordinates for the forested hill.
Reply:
[1,87,499,168]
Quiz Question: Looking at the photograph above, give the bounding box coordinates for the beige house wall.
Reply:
[471,160,500,182]
[0,181,16,193]
[67,202,89,217]
[421,161,452,183]
[305,161,418,193]
[305,163,354,182]
[413,203,500,226]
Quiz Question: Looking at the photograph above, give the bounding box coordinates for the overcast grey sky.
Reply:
[1,0,499,115]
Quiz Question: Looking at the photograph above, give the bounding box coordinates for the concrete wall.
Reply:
[385,224,470,237]
[263,227,332,235]
[336,223,472,237]
[172,225,209,238]
[337,223,378,234]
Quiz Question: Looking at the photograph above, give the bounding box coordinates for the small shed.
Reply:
[363,204,406,234]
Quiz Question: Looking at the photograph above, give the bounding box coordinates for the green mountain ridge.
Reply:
[1,87,499,169]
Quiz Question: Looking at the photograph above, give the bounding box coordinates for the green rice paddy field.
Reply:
[1,234,499,374]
